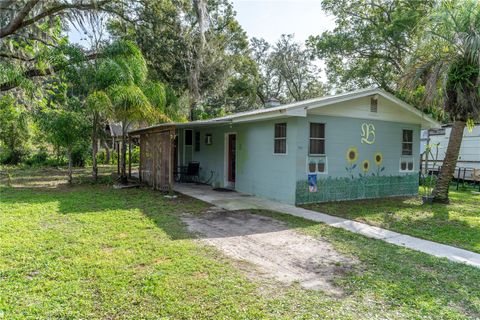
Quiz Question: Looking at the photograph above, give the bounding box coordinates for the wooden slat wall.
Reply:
[138,128,174,191]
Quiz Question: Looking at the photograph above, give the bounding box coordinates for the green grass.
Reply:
[1,167,479,319]
[253,209,480,319]
[302,188,480,253]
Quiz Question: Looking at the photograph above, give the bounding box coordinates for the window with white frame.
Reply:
[400,129,414,172]
[309,123,325,155]
[402,129,413,155]
[274,123,287,154]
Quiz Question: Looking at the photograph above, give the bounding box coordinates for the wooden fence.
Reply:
[138,126,175,191]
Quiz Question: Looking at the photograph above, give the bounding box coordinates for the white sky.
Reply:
[231,0,335,43]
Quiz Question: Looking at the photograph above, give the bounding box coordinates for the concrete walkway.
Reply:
[174,183,480,268]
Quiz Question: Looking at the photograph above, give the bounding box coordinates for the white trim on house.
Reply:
[129,88,441,135]
[273,122,288,156]
[223,132,237,188]
[399,156,415,173]
[183,129,193,165]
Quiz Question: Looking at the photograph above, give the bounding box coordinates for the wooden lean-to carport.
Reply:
[129,125,176,192]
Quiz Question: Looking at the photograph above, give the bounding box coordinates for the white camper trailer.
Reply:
[422,124,480,182]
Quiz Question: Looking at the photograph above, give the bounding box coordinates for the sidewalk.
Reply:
[174,183,480,268]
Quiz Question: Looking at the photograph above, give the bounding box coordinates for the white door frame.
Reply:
[224,132,237,188]
[183,129,193,165]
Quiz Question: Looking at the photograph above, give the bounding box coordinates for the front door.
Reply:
[228,134,236,183]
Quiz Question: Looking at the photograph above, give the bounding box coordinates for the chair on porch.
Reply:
[174,161,200,183]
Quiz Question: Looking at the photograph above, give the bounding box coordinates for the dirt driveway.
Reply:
[182,210,355,295]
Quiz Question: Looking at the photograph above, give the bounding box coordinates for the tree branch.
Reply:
[0,0,112,39]
[0,53,34,62]
[0,0,40,38]
[0,52,98,92]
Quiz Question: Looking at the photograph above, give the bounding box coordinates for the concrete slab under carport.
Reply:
[173,183,480,268]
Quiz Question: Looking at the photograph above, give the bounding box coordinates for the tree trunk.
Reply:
[92,122,98,180]
[120,124,128,184]
[104,141,110,163]
[67,147,73,185]
[431,120,465,203]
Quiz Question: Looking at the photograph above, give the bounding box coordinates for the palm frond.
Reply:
[108,84,155,123]
[86,90,112,114]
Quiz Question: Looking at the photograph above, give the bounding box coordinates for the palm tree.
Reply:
[404,0,480,203]
[72,40,173,182]
[108,84,156,183]
[86,91,112,180]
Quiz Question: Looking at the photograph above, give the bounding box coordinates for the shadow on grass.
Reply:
[2,169,480,318]
[0,182,205,241]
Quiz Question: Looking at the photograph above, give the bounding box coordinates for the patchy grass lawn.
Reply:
[302,189,480,253]
[1,167,479,319]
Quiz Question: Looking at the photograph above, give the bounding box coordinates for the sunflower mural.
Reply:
[345,147,358,178]
[374,152,386,176]
[346,147,358,164]
[362,160,370,173]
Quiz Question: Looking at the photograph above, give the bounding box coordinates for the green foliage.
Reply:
[38,108,89,155]
[308,0,433,92]
[108,0,259,116]
[0,94,30,164]
[251,35,327,105]
[108,84,155,124]
[23,149,68,167]
[404,0,480,122]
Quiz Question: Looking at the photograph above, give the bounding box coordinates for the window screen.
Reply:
[274,123,287,154]
[402,129,413,155]
[309,123,325,155]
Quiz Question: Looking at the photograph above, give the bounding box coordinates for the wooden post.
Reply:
[152,133,157,190]
[138,135,142,182]
[168,128,174,193]
[128,137,132,178]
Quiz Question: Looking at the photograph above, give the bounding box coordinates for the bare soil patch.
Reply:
[182,210,356,295]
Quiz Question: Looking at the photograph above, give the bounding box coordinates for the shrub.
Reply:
[71,142,91,167]
[0,148,28,165]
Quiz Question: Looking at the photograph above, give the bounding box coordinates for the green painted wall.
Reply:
[177,114,421,205]
[234,118,297,204]
[185,118,298,204]
[186,125,229,186]
[294,115,420,204]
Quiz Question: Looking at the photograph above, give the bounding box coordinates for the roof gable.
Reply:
[223,88,440,129]
[129,88,441,134]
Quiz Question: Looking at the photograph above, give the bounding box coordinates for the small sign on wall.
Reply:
[308,173,317,192]
[205,134,212,145]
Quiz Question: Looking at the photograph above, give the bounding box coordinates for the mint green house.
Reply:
[131,88,440,205]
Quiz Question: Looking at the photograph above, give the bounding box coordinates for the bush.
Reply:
[71,142,91,167]
[131,146,140,164]
[0,148,28,165]
[23,149,67,167]
[24,149,48,165]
